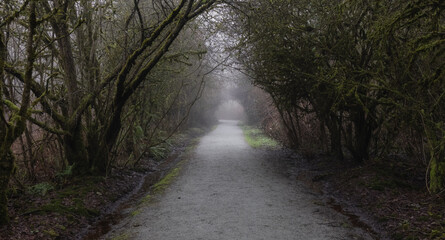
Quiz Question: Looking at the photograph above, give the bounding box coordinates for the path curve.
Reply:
[103,120,373,240]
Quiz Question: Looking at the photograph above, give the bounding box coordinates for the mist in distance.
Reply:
[214,100,246,121]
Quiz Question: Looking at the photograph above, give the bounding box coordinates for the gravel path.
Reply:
[102,120,374,240]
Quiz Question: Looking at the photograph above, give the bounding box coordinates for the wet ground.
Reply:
[102,120,374,240]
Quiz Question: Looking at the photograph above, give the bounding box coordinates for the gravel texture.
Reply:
[103,120,374,240]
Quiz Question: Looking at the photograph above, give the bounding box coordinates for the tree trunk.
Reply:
[87,2,198,174]
[0,1,36,224]
[430,157,445,193]
[90,145,110,176]
[44,0,88,174]
[0,31,10,225]
[426,122,445,192]
[92,104,125,175]
[0,149,14,226]
[52,0,80,115]
[64,125,89,175]
[350,109,374,163]
[326,113,344,161]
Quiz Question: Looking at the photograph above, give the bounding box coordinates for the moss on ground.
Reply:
[22,176,104,220]
[43,228,59,237]
[25,198,99,218]
[130,209,141,216]
[240,125,280,149]
[132,162,184,213]
[112,233,130,240]
[142,194,152,203]
[153,164,182,194]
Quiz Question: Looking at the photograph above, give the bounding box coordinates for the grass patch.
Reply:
[130,209,141,216]
[141,194,152,203]
[152,163,182,194]
[43,229,59,237]
[240,125,280,149]
[131,164,183,214]
[112,233,130,240]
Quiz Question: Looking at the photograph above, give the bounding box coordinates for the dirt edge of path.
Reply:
[288,153,445,240]
[0,127,208,240]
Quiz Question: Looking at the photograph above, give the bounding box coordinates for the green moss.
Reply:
[43,229,59,237]
[153,166,181,194]
[141,194,152,204]
[25,198,99,218]
[57,176,104,198]
[130,209,141,216]
[27,182,54,196]
[428,211,443,220]
[430,229,445,239]
[55,224,66,230]
[429,159,445,193]
[112,233,130,240]
[240,125,279,149]
[400,220,410,231]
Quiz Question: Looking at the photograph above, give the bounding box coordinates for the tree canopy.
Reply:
[226,0,444,191]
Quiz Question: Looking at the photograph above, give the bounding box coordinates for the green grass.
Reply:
[240,125,280,149]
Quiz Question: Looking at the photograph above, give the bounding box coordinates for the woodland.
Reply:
[0,0,444,239]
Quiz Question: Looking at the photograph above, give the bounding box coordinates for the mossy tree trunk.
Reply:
[430,157,445,193]
[425,118,445,193]
[88,1,198,175]
[0,0,36,225]
[64,125,89,175]
[0,150,14,226]
[3,0,217,181]
[0,23,9,228]
[45,0,88,174]
[55,0,217,176]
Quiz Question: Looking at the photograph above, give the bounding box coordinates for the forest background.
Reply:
[0,0,444,238]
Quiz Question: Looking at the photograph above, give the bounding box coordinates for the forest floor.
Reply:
[0,128,208,240]
[293,152,445,240]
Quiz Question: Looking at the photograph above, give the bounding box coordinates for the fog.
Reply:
[214,100,247,121]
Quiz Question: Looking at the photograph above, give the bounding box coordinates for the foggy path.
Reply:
[102,120,373,240]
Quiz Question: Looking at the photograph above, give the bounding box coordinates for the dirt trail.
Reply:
[102,120,374,240]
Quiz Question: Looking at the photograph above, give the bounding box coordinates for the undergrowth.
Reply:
[240,125,280,149]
